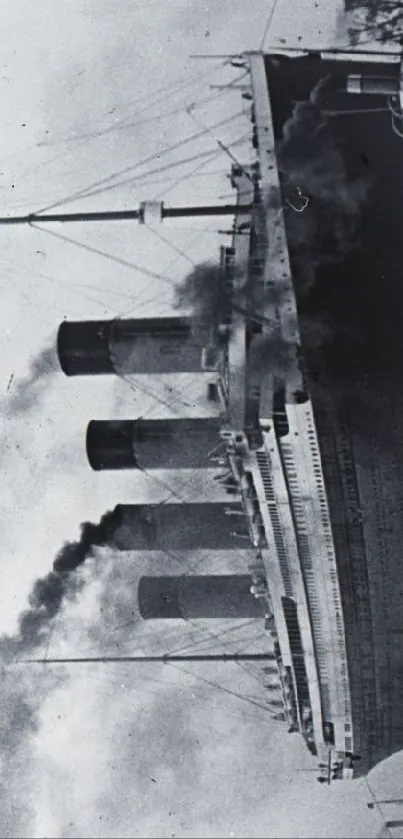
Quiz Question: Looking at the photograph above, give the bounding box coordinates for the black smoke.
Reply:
[174,79,371,375]
[276,77,371,299]
[2,506,123,662]
[174,260,245,344]
[0,506,127,834]
[247,330,296,381]
[174,261,222,340]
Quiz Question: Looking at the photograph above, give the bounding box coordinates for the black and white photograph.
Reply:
[2,1,403,837]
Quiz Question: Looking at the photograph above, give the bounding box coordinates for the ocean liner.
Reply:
[15,45,403,785]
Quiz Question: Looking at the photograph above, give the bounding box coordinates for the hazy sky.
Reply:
[1,1,402,837]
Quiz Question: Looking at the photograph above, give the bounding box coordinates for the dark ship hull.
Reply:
[265,52,403,776]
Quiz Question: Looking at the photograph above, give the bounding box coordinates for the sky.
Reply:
[1,0,403,837]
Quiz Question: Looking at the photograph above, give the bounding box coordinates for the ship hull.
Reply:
[265,53,403,775]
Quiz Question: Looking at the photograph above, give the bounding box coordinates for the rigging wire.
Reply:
[27,137,261,678]
[29,223,177,288]
[364,777,394,838]
[80,146,224,199]
[0,252,146,317]
[27,139,250,324]
[39,389,266,692]
[145,224,196,268]
[68,129,248,209]
[5,237,257,663]
[0,154,232,215]
[185,105,253,182]
[63,614,262,673]
[0,74,242,206]
[114,228,212,320]
[0,61,229,210]
[69,665,267,727]
[150,147,226,202]
[120,167,232,193]
[34,109,248,214]
[40,61,229,149]
[185,618,267,688]
[166,659,273,719]
[29,147,222,217]
[117,372,212,424]
[42,76,249,149]
[259,0,281,51]
[165,619,258,656]
[19,69,268,700]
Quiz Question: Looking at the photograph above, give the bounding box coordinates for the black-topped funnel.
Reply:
[86,417,223,471]
[57,317,204,376]
[57,320,115,376]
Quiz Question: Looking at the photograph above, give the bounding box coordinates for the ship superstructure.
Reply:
[13,43,403,786]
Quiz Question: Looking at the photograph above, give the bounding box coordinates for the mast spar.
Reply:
[17,652,276,665]
[0,202,252,227]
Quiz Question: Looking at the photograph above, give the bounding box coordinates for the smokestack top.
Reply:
[57,320,115,376]
[86,417,224,472]
[58,317,202,377]
[86,420,137,471]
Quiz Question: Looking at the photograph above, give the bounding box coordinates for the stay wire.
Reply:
[259,0,281,51]
[33,147,223,216]
[166,619,257,656]
[185,106,253,183]
[185,617,267,688]
[166,660,273,719]
[34,109,248,214]
[114,228,211,320]
[150,147,225,202]
[363,777,394,838]
[48,75,249,149]
[45,127,248,212]
[29,223,177,288]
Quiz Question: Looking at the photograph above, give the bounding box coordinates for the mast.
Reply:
[19,652,276,664]
[0,202,252,227]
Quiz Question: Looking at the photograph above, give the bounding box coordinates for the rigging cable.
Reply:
[29,223,177,288]
[363,777,394,839]
[114,228,213,320]
[40,60,230,149]
[44,75,250,149]
[150,147,226,202]
[185,617,268,688]
[185,105,253,183]
[166,660,273,719]
[0,252,147,318]
[31,130,247,218]
[166,619,258,656]
[34,109,248,213]
[259,0,281,52]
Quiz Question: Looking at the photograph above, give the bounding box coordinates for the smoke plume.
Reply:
[0,506,127,835]
[174,79,371,381]
[247,331,296,381]
[276,77,371,298]
[174,260,244,342]
[2,507,123,662]
[5,341,58,416]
